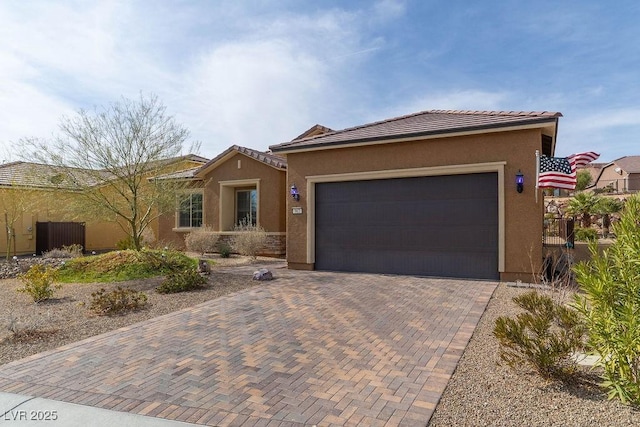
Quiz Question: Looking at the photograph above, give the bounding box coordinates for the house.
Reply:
[592,156,640,193]
[270,110,563,282]
[0,155,206,256]
[157,145,288,256]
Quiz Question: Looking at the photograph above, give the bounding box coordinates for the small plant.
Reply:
[218,242,232,258]
[89,287,148,315]
[17,264,62,303]
[42,244,84,259]
[574,227,598,242]
[493,290,585,378]
[231,220,267,260]
[116,236,146,250]
[156,268,207,294]
[574,193,640,405]
[184,227,219,255]
[3,311,58,343]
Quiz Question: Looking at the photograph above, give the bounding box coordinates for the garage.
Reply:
[314,173,499,279]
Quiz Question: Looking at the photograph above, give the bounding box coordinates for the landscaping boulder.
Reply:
[253,268,273,281]
[197,259,211,275]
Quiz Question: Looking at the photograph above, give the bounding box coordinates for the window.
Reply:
[236,189,257,226]
[178,193,203,228]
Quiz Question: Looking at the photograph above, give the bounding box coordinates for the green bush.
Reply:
[493,290,585,378]
[574,193,640,405]
[57,249,197,283]
[156,268,207,294]
[574,227,598,242]
[89,287,148,315]
[218,242,232,258]
[17,265,62,303]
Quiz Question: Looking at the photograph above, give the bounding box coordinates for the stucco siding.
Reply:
[285,129,545,281]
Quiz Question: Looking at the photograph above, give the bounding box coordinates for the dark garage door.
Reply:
[315,173,499,279]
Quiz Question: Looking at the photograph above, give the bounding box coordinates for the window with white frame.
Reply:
[177,192,203,228]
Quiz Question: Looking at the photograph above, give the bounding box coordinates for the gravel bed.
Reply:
[429,284,640,426]
[0,257,266,366]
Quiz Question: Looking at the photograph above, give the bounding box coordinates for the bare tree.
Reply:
[20,93,199,251]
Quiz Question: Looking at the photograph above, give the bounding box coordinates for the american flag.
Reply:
[537,151,600,190]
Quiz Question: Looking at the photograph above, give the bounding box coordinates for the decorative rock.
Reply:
[253,268,273,281]
[197,259,211,275]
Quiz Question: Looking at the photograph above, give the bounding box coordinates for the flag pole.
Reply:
[535,150,540,204]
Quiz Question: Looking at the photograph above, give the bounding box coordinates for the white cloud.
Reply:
[372,0,407,22]
[177,39,330,154]
[378,89,511,121]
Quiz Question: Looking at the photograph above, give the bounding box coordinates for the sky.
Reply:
[0,0,638,163]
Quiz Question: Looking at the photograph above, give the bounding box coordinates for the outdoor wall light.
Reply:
[290,184,300,201]
[516,170,524,193]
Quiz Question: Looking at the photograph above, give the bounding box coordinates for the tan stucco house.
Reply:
[158,145,288,256]
[1,155,206,256]
[592,156,640,193]
[270,110,563,282]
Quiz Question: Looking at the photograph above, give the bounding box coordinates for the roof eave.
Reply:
[270,118,559,154]
[195,148,286,178]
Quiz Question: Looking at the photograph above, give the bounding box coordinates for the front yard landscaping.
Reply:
[0,252,263,366]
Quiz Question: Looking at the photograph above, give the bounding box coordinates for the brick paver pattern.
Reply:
[0,266,497,426]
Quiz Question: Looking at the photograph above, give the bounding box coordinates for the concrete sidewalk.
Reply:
[0,392,198,426]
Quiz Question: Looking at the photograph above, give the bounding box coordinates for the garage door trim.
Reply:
[305,161,506,272]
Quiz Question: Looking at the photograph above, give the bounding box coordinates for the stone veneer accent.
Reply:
[216,233,286,257]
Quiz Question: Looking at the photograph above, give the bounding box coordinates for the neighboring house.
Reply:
[578,162,605,187]
[157,145,288,256]
[270,109,563,282]
[0,155,206,256]
[592,156,640,193]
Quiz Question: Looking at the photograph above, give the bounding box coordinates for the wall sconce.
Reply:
[290,184,300,201]
[516,170,524,193]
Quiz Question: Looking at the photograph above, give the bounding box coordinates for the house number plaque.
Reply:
[292,207,303,215]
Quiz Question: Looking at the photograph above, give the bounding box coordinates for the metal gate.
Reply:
[35,222,86,255]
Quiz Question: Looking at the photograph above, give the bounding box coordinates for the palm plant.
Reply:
[595,197,624,237]
[566,192,602,228]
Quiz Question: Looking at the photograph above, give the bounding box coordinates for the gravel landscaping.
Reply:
[0,255,277,366]
[429,283,640,426]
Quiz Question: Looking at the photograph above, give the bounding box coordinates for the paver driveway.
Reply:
[0,265,497,426]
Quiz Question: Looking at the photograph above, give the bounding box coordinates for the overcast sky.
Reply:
[1,0,638,163]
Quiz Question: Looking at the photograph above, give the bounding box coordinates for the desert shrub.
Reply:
[493,290,585,378]
[574,193,640,405]
[574,227,598,242]
[185,227,219,255]
[218,242,232,258]
[231,221,267,260]
[89,287,148,315]
[116,236,147,250]
[156,268,207,294]
[42,244,83,259]
[17,264,62,303]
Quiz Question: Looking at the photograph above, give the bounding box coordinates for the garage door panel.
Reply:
[315,173,499,279]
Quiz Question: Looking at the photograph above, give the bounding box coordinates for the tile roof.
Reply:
[612,156,640,174]
[270,110,562,152]
[0,154,208,188]
[0,161,100,189]
[292,124,334,141]
[153,167,202,181]
[196,145,286,176]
